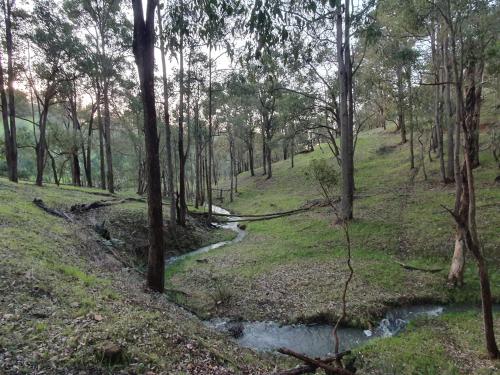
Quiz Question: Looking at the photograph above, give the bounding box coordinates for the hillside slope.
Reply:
[0,180,275,374]
[169,126,500,374]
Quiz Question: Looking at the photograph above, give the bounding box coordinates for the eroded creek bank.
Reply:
[166,205,498,358]
[75,200,236,267]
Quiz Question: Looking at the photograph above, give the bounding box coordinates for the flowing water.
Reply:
[206,305,450,357]
[167,205,246,265]
[168,206,494,358]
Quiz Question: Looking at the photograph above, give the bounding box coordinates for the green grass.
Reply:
[168,125,500,331]
[164,125,500,373]
[0,178,276,374]
[357,311,500,374]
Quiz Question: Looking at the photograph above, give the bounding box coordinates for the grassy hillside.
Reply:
[0,179,276,374]
[168,126,500,373]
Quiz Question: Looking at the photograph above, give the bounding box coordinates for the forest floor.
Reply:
[0,180,283,374]
[169,125,500,374]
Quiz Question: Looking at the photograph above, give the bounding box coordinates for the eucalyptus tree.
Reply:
[63,0,131,193]
[156,0,176,223]
[196,0,240,217]
[433,0,499,359]
[164,0,193,226]
[247,0,377,220]
[247,54,282,179]
[225,70,259,176]
[0,0,18,182]
[29,0,82,186]
[132,0,165,293]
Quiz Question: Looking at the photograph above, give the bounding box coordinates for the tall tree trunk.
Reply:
[443,33,454,181]
[431,21,446,183]
[4,0,16,182]
[446,21,499,356]
[36,102,50,186]
[229,131,234,203]
[261,117,267,175]
[97,84,106,190]
[461,66,498,357]
[266,137,272,179]
[0,50,15,182]
[84,104,95,187]
[337,1,354,220]
[470,61,483,169]
[69,92,81,187]
[157,2,176,224]
[103,78,114,193]
[132,0,165,293]
[248,142,255,176]
[396,64,407,144]
[207,45,213,218]
[177,30,187,226]
[407,70,415,169]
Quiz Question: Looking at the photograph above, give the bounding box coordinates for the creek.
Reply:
[168,205,490,358]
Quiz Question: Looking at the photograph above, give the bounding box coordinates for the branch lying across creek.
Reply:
[33,198,72,221]
[190,207,311,222]
[277,348,353,375]
[394,261,444,273]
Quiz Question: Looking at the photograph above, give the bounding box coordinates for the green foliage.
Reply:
[305,158,339,200]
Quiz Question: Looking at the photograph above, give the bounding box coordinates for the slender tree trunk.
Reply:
[36,102,50,186]
[177,30,187,226]
[248,143,255,176]
[431,22,446,183]
[264,113,272,179]
[261,117,267,175]
[443,33,454,181]
[462,118,498,359]
[132,0,165,293]
[84,105,95,187]
[4,0,16,182]
[103,78,114,193]
[229,132,234,203]
[47,148,59,186]
[96,85,106,190]
[470,61,483,169]
[446,22,498,356]
[337,1,354,220]
[207,45,213,217]
[396,64,407,144]
[194,123,200,209]
[0,50,15,182]
[157,3,176,224]
[69,93,81,186]
[407,70,415,169]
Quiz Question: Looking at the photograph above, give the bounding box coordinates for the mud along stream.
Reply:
[166,206,492,358]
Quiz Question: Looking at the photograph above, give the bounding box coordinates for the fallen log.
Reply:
[395,261,443,273]
[70,200,120,212]
[223,212,304,223]
[33,198,72,221]
[277,348,353,375]
[190,207,310,219]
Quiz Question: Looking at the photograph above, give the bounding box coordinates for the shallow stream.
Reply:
[168,205,491,358]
